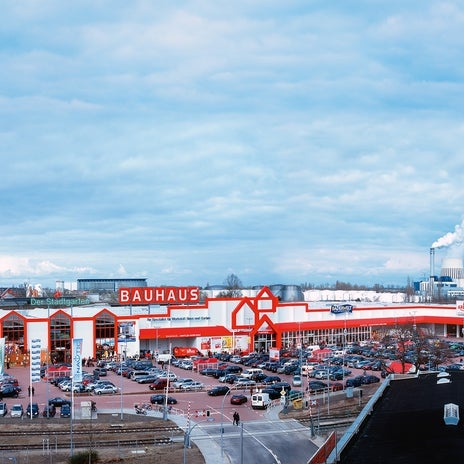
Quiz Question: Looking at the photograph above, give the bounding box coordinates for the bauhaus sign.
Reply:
[118,287,200,305]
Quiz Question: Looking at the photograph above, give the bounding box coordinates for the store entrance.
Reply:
[254,333,275,353]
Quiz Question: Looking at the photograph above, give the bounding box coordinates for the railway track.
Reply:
[0,421,184,452]
[299,411,358,433]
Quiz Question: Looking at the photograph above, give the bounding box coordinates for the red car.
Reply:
[330,382,344,392]
[230,394,247,405]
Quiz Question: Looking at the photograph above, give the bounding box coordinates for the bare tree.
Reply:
[217,274,243,298]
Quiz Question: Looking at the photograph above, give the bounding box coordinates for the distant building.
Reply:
[77,278,147,292]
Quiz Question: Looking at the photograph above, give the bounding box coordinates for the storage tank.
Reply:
[269,284,285,300]
[441,258,464,280]
[282,285,304,302]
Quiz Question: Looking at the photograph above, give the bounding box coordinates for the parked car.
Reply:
[10,404,23,418]
[94,384,118,395]
[207,386,230,396]
[362,375,380,384]
[149,378,169,390]
[0,402,7,416]
[223,365,242,374]
[72,382,86,393]
[235,379,257,389]
[262,375,281,385]
[156,371,178,381]
[26,403,40,418]
[219,374,239,384]
[48,397,72,407]
[271,382,291,393]
[345,376,364,388]
[292,375,302,387]
[150,394,178,405]
[137,375,159,384]
[180,381,204,391]
[307,381,328,392]
[172,378,194,389]
[261,388,282,400]
[200,368,219,377]
[60,404,71,418]
[230,394,248,405]
[1,384,20,398]
[43,404,57,418]
[330,382,344,392]
[93,367,107,377]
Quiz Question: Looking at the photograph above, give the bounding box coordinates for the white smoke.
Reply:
[432,220,464,249]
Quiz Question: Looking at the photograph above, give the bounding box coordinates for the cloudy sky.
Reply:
[1,1,464,290]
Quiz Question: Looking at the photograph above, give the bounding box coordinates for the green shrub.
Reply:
[67,450,99,464]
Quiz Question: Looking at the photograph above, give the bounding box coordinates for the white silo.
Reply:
[440,257,464,281]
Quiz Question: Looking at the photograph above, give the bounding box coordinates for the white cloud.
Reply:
[1,1,464,289]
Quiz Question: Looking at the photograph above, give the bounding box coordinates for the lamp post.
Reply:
[183,421,201,464]
[220,386,235,459]
[119,341,126,421]
[163,343,172,421]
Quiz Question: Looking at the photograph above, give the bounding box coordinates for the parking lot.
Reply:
[2,337,463,424]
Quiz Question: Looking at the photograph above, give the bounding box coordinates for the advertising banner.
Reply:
[0,338,4,376]
[457,300,464,316]
[30,338,42,383]
[269,348,280,361]
[118,321,136,342]
[72,338,83,382]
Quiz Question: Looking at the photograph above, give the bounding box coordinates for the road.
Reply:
[2,362,379,463]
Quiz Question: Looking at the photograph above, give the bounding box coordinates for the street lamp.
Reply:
[119,342,126,421]
[183,421,202,464]
[220,386,236,459]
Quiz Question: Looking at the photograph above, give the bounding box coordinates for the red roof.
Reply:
[388,360,414,374]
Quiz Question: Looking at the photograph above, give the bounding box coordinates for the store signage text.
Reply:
[30,298,91,306]
[119,286,200,305]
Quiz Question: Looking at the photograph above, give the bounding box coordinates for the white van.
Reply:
[241,368,263,379]
[251,392,271,410]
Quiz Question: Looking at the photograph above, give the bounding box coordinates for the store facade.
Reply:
[1,287,464,366]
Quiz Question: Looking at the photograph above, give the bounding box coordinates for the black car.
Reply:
[345,376,364,388]
[49,397,72,407]
[230,394,247,405]
[60,404,71,418]
[223,365,242,374]
[207,386,230,396]
[262,376,281,385]
[150,394,178,405]
[251,373,268,382]
[362,375,380,384]
[199,368,219,377]
[307,381,328,392]
[26,403,39,418]
[261,388,282,400]
[0,384,20,398]
[271,382,291,393]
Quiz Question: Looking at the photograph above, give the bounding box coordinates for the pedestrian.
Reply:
[233,411,240,426]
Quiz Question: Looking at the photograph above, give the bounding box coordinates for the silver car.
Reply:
[10,404,23,418]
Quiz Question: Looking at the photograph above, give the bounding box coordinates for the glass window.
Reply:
[50,313,71,364]
[3,313,25,354]
[96,312,115,359]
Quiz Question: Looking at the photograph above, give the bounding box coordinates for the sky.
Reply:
[1,1,464,291]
